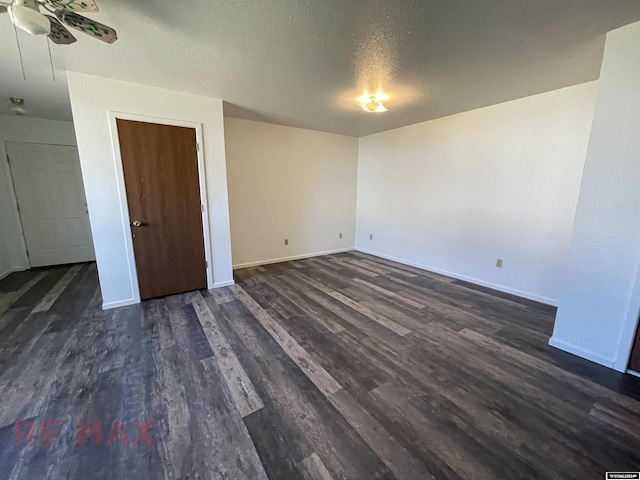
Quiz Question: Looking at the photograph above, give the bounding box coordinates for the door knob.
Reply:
[131,220,143,227]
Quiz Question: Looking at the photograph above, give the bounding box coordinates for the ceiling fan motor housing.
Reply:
[9,0,51,35]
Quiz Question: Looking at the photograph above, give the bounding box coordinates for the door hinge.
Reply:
[201,204,204,213]
[205,261,208,268]
[196,143,200,152]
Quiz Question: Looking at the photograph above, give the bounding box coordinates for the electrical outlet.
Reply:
[284,239,289,246]
[370,234,373,240]
[496,258,503,268]
[339,233,343,239]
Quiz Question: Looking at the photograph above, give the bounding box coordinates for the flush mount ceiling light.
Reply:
[9,97,28,115]
[358,93,389,113]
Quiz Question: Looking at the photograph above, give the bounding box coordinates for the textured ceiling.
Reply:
[1,0,640,136]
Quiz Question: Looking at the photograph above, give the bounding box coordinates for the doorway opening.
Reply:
[111,115,213,301]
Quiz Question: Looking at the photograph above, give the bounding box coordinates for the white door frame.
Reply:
[4,140,39,270]
[107,111,214,304]
[614,264,640,372]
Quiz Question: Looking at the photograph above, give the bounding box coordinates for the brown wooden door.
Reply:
[117,119,207,300]
[629,322,640,372]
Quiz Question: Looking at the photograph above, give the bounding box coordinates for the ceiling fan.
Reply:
[0,0,117,45]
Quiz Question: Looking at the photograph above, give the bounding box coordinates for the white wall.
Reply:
[67,72,233,309]
[356,82,598,305]
[551,21,640,371]
[224,118,358,267]
[0,115,77,279]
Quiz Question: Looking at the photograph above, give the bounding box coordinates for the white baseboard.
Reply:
[233,247,355,270]
[355,247,557,306]
[548,336,616,368]
[102,298,137,310]
[213,279,235,288]
[0,267,26,281]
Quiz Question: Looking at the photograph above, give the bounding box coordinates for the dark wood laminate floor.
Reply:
[1,252,640,479]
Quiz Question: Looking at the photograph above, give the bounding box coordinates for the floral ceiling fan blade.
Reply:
[42,0,98,12]
[46,14,77,44]
[57,10,117,43]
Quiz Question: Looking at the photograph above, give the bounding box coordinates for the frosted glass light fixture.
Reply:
[358,93,388,113]
[9,97,28,116]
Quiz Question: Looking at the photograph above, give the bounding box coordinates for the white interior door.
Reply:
[6,142,95,267]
